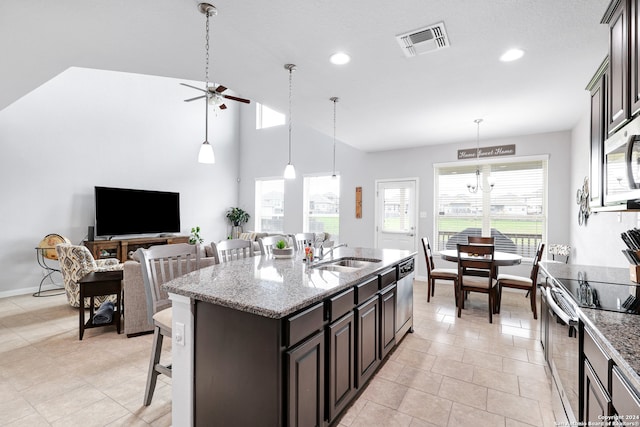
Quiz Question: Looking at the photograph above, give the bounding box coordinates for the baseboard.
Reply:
[0,283,64,299]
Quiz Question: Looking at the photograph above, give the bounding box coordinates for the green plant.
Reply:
[276,239,288,250]
[226,207,250,226]
[189,226,203,245]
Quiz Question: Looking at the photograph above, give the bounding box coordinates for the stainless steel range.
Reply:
[540,267,640,424]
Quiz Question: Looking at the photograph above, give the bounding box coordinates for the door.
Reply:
[287,331,325,427]
[375,179,418,251]
[328,312,355,422]
[356,296,380,388]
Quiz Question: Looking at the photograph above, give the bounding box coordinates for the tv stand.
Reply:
[84,236,189,262]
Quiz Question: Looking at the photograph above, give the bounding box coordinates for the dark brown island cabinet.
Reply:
[193,264,406,427]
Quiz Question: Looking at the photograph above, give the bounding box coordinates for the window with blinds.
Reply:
[434,158,547,259]
[255,179,284,232]
[303,175,340,241]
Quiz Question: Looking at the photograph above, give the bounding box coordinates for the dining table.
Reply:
[439,249,523,267]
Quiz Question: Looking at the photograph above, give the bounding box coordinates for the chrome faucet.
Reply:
[317,243,347,260]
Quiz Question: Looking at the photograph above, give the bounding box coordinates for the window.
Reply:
[303,175,340,242]
[255,179,284,232]
[434,157,547,258]
[256,103,285,129]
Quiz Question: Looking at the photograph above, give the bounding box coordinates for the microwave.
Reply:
[604,116,640,205]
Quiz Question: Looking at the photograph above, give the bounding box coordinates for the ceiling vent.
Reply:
[396,22,449,58]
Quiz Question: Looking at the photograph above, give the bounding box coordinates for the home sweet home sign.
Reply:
[457,144,516,160]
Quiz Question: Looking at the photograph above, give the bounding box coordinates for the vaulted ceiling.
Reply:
[1,0,609,151]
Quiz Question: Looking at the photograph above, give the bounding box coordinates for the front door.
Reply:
[375,179,418,251]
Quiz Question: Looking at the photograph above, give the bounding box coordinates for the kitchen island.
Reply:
[164,247,416,426]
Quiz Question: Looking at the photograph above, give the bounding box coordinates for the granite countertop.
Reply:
[163,247,415,319]
[540,262,640,394]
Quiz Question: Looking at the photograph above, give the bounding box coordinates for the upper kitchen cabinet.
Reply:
[632,0,640,114]
[603,0,630,134]
[587,59,608,207]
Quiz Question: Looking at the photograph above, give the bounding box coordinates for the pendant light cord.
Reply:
[204,10,211,142]
[288,67,293,164]
[331,97,338,176]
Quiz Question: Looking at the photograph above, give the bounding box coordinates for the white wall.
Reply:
[570,106,636,268]
[0,67,240,296]
[238,103,574,278]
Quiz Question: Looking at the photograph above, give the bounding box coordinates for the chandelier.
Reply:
[466,119,495,193]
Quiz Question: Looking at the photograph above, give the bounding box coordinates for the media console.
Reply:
[83,236,189,263]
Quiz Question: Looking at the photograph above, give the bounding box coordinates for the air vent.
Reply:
[396,22,450,58]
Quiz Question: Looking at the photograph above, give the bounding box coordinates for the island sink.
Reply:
[311,256,382,272]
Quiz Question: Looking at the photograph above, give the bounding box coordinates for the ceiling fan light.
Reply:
[284,163,296,179]
[198,141,215,164]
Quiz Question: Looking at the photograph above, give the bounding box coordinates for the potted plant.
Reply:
[272,239,294,258]
[226,207,250,227]
[189,226,204,245]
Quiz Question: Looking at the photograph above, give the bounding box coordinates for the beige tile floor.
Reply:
[0,280,556,426]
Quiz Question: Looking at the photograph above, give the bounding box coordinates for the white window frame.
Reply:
[254,177,285,233]
[433,154,548,260]
[303,173,340,242]
[256,103,285,130]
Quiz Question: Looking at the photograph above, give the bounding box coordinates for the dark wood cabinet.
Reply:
[380,284,397,359]
[84,235,189,262]
[356,296,380,388]
[631,0,640,114]
[588,59,608,207]
[605,0,631,134]
[584,359,612,423]
[327,311,356,422]
[612,365,640,420]
[287,331,325,427]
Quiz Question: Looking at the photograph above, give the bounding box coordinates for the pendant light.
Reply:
[197,3,216,164]
[466,119,494,193]
[283,64,297,179]
[330,97,339,178]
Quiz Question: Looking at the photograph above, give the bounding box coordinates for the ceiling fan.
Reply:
[180,82,250,110]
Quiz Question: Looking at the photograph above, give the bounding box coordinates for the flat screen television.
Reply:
[95,186,180,237]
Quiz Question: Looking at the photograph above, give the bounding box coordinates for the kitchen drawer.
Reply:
[285,302,324,348]
[328,288,355,322]
[379,267,397,289]
[612,366,640,417]
[584,326,611,385]
[356,277,378,305]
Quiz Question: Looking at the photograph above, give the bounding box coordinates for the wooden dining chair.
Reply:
[495,242,545,319]
[457,243,497,323]
[258,235,288,255]
[468,236,495,244]
[137,243,201,406]
[213,238,254,263]
[421,237,458,304]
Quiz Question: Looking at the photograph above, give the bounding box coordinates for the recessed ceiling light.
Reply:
[500,48,524,62]
[330,52,351,65]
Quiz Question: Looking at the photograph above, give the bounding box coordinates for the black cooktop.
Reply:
[555,276,640,314]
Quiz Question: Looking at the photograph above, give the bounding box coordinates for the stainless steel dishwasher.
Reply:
[396,257,415,337]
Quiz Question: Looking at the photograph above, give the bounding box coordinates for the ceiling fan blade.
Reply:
[219,104,227,110]
[215,85,227,93]
[223,95,251,104]
[184,95,206,102]
[180,82,207,93]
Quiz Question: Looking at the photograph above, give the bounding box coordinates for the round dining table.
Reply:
[439,249,522,267]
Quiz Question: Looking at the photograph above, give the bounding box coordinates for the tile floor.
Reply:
[0,280,557,426]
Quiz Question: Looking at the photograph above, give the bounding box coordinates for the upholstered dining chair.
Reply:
[457,243,497,323]
[421,237,458,304]
[55,243,123,308]
[468,236,495,244]
[137,243,201,406]
[213,238,254,263]
[258,235,289,255]
[293,232,316,252]
[495,242,545,319]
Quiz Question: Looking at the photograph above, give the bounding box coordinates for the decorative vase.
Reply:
[272,248,294,259]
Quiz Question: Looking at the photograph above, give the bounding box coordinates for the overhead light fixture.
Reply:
[196,3,217,164]
[467,119,495,193]
[500,48,524,62]
[330,97,339,178]
[330,52,351,65]
[283,64,297,179]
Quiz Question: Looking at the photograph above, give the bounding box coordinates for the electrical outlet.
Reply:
[175,322,185,346]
